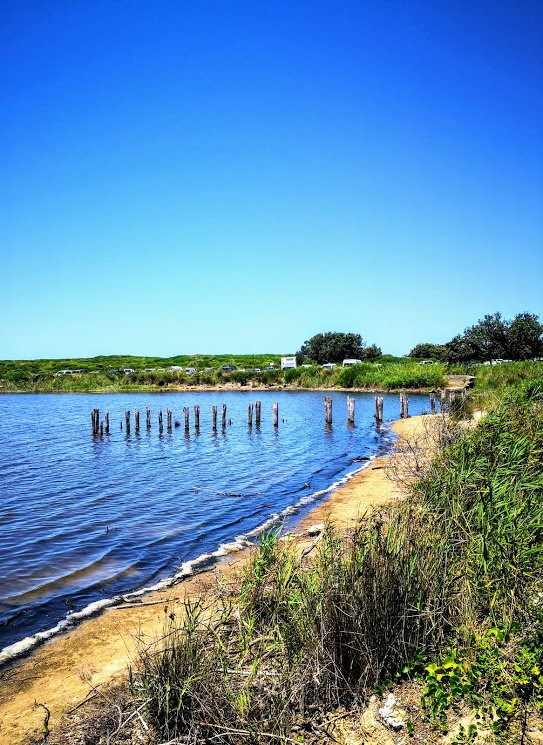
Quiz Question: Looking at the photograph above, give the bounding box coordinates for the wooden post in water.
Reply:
[375,396,383,424]
[146,407,151,430]
[104,411,109,435]
[194,405,200,430]
[99,421,103,437]
[400,393,409,419]
[183,406,190,432]
[167,408,172,431]
[212,405,217,432]
[324,396,332,425]
[347,396,355,424]
[91,408,100,435]
[222,404,227,430]
[430,393,436,414]
[273,402,279,428]
[248,403,253,427]
[134,409,140,432]
[125,410,131,434]
[255,400,261,425]
[158,410,163,434]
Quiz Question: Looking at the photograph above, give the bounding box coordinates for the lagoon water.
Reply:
[0,391,430,658]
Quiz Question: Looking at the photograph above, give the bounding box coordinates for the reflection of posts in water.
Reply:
[324,396,332,425]
[347,395,355,424]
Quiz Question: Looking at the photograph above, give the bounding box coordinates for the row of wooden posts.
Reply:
[90,392,460,436]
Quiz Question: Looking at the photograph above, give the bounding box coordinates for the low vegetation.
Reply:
[0,356,446,392]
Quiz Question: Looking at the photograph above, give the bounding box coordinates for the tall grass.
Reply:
[130,377,543,742]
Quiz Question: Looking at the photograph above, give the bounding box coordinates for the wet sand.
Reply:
[0,414,432,745]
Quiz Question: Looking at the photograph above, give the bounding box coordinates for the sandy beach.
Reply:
[0,414,431,745]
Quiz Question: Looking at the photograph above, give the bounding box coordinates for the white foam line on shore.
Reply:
[0,441,390,667]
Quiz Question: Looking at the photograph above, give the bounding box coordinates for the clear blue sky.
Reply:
[1,1,542,358]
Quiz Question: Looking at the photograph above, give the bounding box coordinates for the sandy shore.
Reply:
[0,414,431,745]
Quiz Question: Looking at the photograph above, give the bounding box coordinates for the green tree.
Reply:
[408,343,447,360]
[445,312,543,362]
[297,332,366,365]
[507,312,543,359]
[360,343,382,360]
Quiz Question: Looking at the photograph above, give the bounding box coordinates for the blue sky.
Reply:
[1,1,542,358]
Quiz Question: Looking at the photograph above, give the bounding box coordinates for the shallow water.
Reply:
[0,390,430,657]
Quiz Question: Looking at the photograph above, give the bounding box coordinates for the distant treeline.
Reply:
[408,311,543,363]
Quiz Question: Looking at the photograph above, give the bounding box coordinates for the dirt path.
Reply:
[0,415,430,745]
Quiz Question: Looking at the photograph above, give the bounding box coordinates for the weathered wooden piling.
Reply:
[182,406,189,432]
[134,409,140,432]
[375,396,383,424]
[167,408,172,431]
[400,393,409,418]
[194,405,200,429]
[430,392,436,414]
[222,404,227,429]
[125,410,131,433]
[248,403,253,427]
[440,391,446,411]
[212,405,217,431]
[146,407,151,430]
[158,409,163,433]
[324,396,332,425]
[105,411,109,435]
[347,396,355,424]
[273,402,279,427]
[91,408,100,435]
[255,400,261,425]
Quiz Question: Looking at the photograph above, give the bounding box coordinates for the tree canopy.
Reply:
[445,312,543,363]
[408,343,448,360]
[297,332,369,365]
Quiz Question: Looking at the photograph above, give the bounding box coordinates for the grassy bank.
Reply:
[0,355,446,392]
[110,374,542,743]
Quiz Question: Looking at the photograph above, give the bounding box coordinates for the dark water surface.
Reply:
[0,391,430,658]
